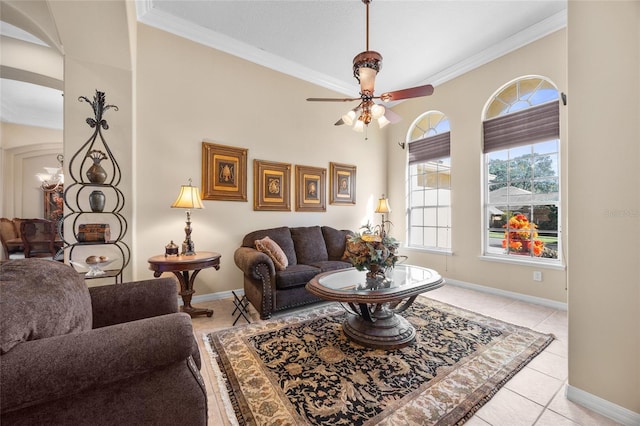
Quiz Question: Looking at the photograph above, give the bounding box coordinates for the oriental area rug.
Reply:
[204,298,554,426]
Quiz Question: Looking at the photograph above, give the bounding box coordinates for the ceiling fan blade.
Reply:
[334,118,345,126]
[306,97,362,102]
[383,108,402,124]
[379,84,434,102]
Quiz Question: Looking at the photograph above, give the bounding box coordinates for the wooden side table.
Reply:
[148,251,221,318]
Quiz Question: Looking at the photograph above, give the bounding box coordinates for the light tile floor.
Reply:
[190,285,621,426]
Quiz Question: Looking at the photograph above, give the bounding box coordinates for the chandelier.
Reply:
[36,154,64,192]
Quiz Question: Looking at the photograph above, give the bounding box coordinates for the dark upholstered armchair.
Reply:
[0,259,207,425]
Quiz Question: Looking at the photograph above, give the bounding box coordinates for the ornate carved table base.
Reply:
[343,297,418,349]
[307,266,444,350]
[148,252,221,318]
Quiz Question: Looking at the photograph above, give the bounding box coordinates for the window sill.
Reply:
[404,246,453,256]
[479,254,566,270]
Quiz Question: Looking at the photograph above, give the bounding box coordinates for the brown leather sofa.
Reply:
[0,259,207,425]
[234,225,353,319]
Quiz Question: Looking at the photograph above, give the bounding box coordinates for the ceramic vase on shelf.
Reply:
[86,150,108,184]
[89,190,106,212]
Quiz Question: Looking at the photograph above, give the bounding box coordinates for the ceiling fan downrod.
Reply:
[353,0,382,96]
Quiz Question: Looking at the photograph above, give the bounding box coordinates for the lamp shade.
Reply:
[171,181,204,210]
[375,196,391,214]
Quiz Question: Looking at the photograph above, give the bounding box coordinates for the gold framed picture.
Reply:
[330,162,356,205]
[254,159,291,211]
[201,142,248,201]
[295,165,326,212]
[44,186,64,223]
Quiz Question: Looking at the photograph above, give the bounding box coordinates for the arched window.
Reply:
[483,76,561,262]
[407,111,451,251]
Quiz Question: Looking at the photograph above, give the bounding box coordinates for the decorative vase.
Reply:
[86,150,108,183]
[89,190,106,212]
[366,264,385,280]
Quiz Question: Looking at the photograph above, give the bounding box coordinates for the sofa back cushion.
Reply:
[321,226,354,261]
[0,259,92,354]
[242,226,297,265]
[290,226,328,265]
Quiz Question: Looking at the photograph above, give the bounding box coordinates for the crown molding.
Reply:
[136,2,566,97]
[422,9,567,88]
[135,1,357,98]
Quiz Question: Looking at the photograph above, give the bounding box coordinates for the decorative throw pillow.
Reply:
[255,236,288,271]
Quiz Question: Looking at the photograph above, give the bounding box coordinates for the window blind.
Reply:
[483,100,559,153]
[408,132,451,165]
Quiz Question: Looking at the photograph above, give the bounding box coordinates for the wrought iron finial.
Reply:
[78,90,119,130]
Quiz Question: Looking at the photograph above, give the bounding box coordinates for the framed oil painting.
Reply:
[295,165,326,212]
[201,142,248,201]
[330,162,356,205]
[254,159,291,211]
[44,186,64,223]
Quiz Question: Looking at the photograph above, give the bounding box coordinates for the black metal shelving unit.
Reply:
[60,91,130,282]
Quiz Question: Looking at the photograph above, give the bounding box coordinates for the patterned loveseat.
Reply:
[234,226,353,319]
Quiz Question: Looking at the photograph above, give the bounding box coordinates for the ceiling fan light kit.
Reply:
[306,0,434,135]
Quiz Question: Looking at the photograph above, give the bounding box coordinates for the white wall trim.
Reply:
[566,385,640,426]
[442,278,567,311]
[185,289,242,305]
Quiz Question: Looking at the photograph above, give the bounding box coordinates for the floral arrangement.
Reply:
[502,213,544,256]
[345,223,401,278]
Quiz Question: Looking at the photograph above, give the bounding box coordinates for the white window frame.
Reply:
[406,111,451,253]
[481,76,563,266]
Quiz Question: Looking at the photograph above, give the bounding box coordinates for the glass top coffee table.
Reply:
[307,265,444,349]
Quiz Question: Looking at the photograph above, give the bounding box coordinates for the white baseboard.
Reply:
[566,385,640,426]
[179,289,244,305]
[443,278,568,311]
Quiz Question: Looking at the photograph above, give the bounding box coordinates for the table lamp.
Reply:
[375,194,391,237]
[171,178,204,255]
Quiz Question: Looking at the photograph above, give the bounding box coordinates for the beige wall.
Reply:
[0,122,62,219]
[567,0,640,414]
[134,24,389,294]
[387,30,568,303]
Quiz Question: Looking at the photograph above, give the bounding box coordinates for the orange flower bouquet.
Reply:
[502,213,544,256]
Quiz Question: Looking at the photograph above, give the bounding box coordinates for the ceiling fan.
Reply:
[307,0,434,133]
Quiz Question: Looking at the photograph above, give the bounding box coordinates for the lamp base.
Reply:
[182,210,196,256]
[182,240,196,256]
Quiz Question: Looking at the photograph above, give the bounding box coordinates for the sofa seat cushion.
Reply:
[309,260,352,273]
[276,264,321,290]
[290,226,328,265]
[0,259,92,354]
[243,226,297,265]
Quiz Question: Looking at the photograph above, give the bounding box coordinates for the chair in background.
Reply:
[19,219,60,259]
[0,218,23,260]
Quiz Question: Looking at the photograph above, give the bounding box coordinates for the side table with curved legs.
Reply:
[148,251,221,318]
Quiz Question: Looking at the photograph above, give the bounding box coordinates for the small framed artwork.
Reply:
[201,142,248,201]
[44,186,64,223]
[295,165,326,212]
[254,159,291,211]
[330,162,356,205]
